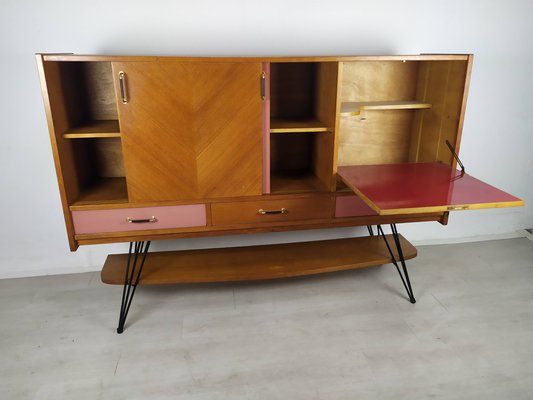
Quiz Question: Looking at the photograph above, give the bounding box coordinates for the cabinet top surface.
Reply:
[37,53,472,62]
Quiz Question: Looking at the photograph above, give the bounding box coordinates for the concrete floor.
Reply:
[1,238,533,399]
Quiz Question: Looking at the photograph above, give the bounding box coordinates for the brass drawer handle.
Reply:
[127,216,158,223]
[258,208,288,215]
[119,71,128,104]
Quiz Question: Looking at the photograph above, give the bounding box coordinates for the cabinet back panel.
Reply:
[338,61,419,166]
[270,63,317,119]
[55,62,118,127]
[270,134,313,172]
[80,62,119,121]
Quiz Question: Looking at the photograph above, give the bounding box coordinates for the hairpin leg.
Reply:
[117,241,151,334]
[377,224,416,303]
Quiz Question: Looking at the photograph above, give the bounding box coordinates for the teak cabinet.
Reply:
[36,53,522,250]
[37,53,524,332]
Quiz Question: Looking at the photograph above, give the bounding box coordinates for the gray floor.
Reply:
[1,238,533,400]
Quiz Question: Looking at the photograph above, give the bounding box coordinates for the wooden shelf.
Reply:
[101,235,416,284]
[71,177,128,206]
[270,171,328,194]
[63,120,120,139]
[340,101,432,116]
[270,118,330,133]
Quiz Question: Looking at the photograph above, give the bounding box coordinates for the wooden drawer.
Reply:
[72,204,206,234]
[211,196,333,226]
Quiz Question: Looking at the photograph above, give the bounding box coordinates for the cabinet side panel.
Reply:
[314,63,340,190]
[36,56,80,250]
[412,60,469,164]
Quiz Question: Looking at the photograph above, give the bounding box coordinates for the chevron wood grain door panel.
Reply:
[112,61,263,202]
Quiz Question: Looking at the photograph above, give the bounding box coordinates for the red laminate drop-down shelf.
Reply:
[337,162,524,215]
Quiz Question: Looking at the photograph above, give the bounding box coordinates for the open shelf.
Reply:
[270,171,328,194]
[72,177,128,206]
[63,120,121,139]
[340,101,432,116]
[102,235,416,284]
[270,118,330,133]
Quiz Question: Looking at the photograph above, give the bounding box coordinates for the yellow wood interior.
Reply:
[337,60,469,167]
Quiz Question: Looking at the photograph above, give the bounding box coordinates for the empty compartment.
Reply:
[70,138,128,205]
[338,59,469,167]
[54,61,120,136]
[270,133,333,193]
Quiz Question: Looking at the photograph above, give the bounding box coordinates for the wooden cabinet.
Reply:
[36,54,523,252]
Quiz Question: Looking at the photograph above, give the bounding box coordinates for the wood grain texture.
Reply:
[409,60,469,164]
[76,211,447,245]
[211,195,333,226]
[82,62,119,120]
[338,61,420,166]
[42,54,472,63]
[36,57,80,250]
[270,118,329,133]
[101,235,416,284]
[63,120,120,138]
[314,63,340,191]
[340,101,432,115]
[113,61,263,202]
[71,177,128,205]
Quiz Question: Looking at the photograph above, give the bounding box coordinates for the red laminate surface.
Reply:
[337,162,523,215]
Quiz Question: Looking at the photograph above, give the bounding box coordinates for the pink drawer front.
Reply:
[335,195,377,218]
[72,204,207,234]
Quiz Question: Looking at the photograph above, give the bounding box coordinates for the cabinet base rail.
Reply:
[107,232,417,333]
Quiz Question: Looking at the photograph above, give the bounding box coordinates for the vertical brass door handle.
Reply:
[119,71,128,104]
[261,71,266,100]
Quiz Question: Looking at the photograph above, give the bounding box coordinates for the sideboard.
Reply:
[36,53,523,332]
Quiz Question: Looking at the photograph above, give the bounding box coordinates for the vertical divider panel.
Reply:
[262,62,270,194]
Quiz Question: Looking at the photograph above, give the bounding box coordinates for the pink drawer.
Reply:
[72,204,206,234]
[335,195,377,218]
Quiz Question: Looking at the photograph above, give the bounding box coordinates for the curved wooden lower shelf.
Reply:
[101,235,416,284]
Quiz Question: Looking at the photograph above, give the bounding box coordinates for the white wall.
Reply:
[1,0,532,278]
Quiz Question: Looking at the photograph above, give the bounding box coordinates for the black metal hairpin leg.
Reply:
[367,225,375,236]
[377,224,416,304]
[117,241,151,334]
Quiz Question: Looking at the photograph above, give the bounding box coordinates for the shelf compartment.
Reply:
[72,177,128,206]
[270,171,329,194]
[340,101,432,116]
[270,118,330,133]
[101,235,416,284]
[63,120,121,139]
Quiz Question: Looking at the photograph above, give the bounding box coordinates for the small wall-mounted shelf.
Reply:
[340,101,432,116]
[63,120,121,139]
[270,118,330,133]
